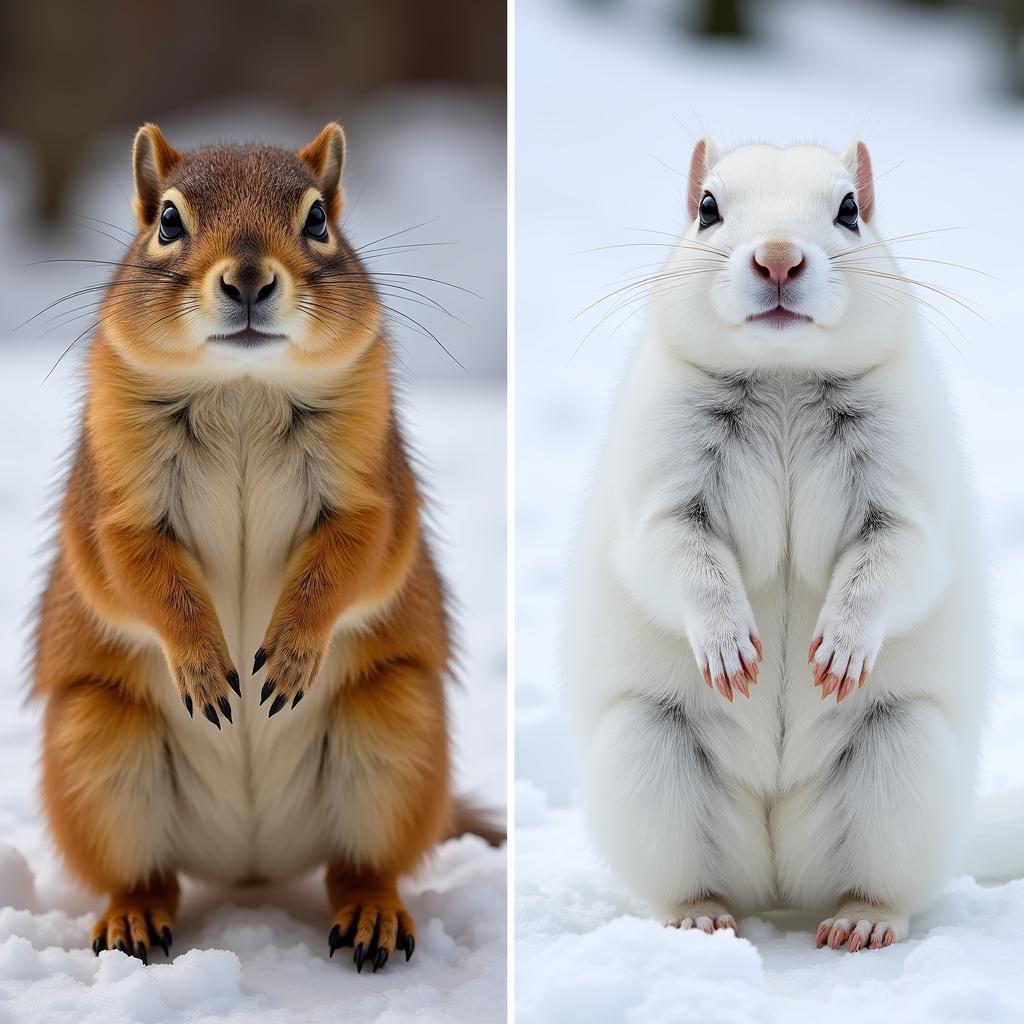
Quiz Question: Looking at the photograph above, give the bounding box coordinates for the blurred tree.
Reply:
[0,0,505,222]
[694,0,748,38]
[1006,0,1024,96]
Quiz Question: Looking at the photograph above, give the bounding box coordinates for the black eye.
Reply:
[304,201,328,241]
[836,192,859,231]
[698,191,721,229]
[158,202,184,244]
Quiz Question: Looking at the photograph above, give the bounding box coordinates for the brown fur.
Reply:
[32,123,499,970]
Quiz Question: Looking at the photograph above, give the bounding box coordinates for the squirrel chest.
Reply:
[666,372,894,594]
[146,381,343,882]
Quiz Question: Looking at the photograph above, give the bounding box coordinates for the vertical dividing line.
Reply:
[505,0,517,1020]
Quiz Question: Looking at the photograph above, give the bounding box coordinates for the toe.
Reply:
[397,910,417,961]
[815,919,833,948]
[828,918,851,950]
[848,920,871,952]
[714,915,739,936]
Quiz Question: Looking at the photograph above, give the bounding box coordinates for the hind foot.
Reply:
[666,898,739,937]
[816,900,907,952]
[326,864,416,973]
[90,875,179,964]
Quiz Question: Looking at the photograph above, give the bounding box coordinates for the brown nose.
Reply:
[220,265,277,307]
[752,240,805,287]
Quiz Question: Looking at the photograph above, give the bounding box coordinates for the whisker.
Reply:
[830,227,967,260]
[836,267,985,322]
[30,257,186,281]
[17,280,180,331]
[349,218,440,255]
[832,253,995,279]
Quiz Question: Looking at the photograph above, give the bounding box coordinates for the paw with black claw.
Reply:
[328,900,417,973]
[168,637,239,728]
[91,905,174,964]
[251,626,325,719]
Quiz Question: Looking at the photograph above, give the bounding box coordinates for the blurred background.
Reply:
[0,7,506,1019]
[0,0,506,377]
[516,0,1024,1016]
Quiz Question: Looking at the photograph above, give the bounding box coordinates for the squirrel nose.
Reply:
[220,266,277,306]
[752,240,805,287]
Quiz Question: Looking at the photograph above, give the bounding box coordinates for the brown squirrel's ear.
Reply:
[687,137,721,221]
[298,122,347,216]
[841,140,875,223]
[132,124,182,225]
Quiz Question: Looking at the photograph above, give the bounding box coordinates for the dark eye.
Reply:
[698,191,721,229]
[836,192,859,231]
[158,202,184,244]
[304,201,328,241]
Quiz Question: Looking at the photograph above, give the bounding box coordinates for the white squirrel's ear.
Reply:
[841,140,875,223]
[132,124,182,225]
[687,137,721,220]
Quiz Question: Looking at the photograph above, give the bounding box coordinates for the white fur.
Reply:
[565,142,991,940]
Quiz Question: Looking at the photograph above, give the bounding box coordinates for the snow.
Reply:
[0,89,505,1023]
[515,0,1024,1018]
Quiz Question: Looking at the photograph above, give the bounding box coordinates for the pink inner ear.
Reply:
[854,141,875,223]
[688,140,708,221]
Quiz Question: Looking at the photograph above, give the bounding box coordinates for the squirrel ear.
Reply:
[298,122,347,215]
[841,140,875,223]
[132,124,182,225]
[687,137,721,220]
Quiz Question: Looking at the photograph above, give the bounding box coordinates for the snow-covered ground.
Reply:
[515,0,1024,1019]
[0,89,505,1023]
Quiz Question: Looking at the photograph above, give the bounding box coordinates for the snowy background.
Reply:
[0,92,506,1024]
[515,0,1024,1019]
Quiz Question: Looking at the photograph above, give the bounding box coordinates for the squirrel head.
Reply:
[653,138,910,374]
[103,122,381,380]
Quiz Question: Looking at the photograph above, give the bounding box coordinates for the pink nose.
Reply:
[752,245,805,287]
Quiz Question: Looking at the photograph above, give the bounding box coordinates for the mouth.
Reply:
[207,328,288,347]
[745,306,814,327]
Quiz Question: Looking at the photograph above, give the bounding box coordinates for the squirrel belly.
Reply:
[564,139,991,946]
[38,336,453,888]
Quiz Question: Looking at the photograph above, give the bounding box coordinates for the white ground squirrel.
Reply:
[565,139,1013,950]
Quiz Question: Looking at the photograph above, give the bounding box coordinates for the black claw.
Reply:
[292,690,304,708]
[404,935,415,961]
[260,680,275,705]
[92,935,106,955]
[268,693,287,717]
[373,947,388,972]
[183,695,193,718]
[253,648,268,675]
[354,943,367,973]
[161,927,173,955]
[135,941,148,965]
[115,939,128,955]
[203,704,221,729]
[329,924,341,957]
[218,696,233,724]
[227,670,241,696]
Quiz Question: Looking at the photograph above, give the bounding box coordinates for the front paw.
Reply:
[690,619,762,703]
[167,639,239,728]
[252,625,326,717]
[809,613,882,703]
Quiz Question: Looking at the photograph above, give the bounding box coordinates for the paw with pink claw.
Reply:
[696,633,762,703]
[666,900,740,936]
[816,916,898,952]
[808,620,881,704]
